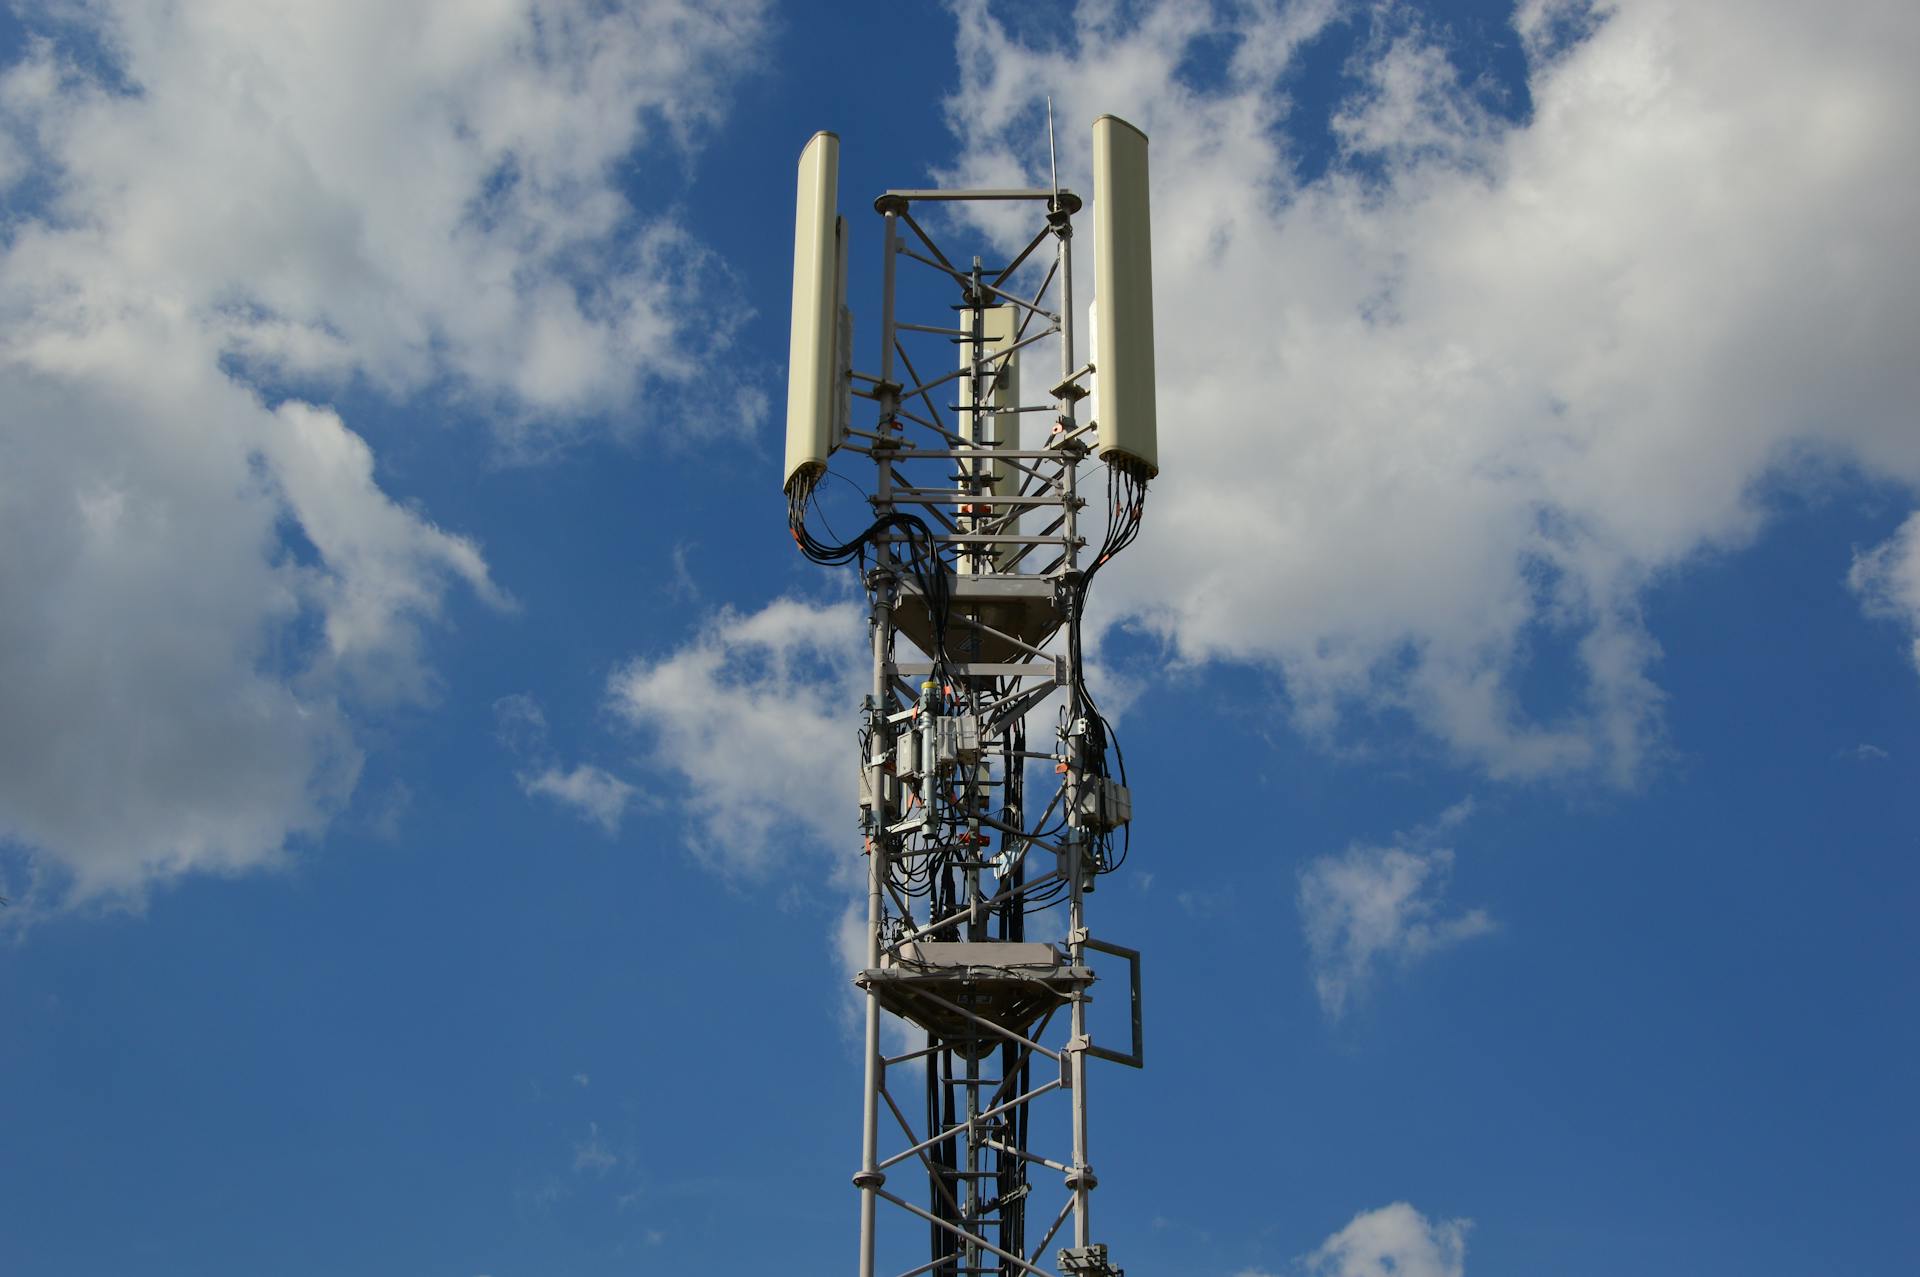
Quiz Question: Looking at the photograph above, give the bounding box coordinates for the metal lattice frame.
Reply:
[818,185,1141,1277]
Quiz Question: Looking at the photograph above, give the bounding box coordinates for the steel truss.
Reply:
[791,184,1145,1277]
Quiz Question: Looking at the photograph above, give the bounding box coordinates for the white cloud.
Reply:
[1299,805,1493,1018]
[941,0,1920,782]
[835,898,870,978]
[493,694,640,835]
[0,3,767,908]
[1850,512,1920,675]
[264,400,510,701]
[0,352,477,904]
[1304,1202,1470,1277]
[607,597,867,877]
[3,1,767,422]
[521,765,639,835]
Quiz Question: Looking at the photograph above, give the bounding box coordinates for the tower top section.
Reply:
[780,115,1160,498]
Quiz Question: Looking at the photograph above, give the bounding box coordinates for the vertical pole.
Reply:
[856,599,883,1275]
[856,601,890,1277]
[961,250,985,1277]
[1056,196,1081,588]
[1067,792,1093,1252]
[964,256,985,917]
[1057,200,1076,423]
[857,203,903,1277]
[965,1049,981,1273]
[879,204,901,391]
[960,260,981,577]
[1058,195,1096,1257]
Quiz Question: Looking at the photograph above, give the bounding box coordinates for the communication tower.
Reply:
[782,116,1159,1277]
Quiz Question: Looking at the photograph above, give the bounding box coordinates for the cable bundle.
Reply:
[1061,463,1148,878]
[788,471,955,676]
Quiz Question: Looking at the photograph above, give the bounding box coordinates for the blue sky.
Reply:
[1,2,1916,1275]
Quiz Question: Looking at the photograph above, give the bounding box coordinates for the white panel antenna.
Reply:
[784,131,849,494]
[1091,115,1158,480]
[957,303,1019,573]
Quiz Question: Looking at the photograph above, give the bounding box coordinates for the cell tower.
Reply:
[782,116,1158,1277]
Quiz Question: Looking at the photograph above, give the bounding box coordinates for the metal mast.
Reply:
[782,118,1158,1277]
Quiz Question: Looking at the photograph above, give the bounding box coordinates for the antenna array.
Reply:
[783,117,1159,1277]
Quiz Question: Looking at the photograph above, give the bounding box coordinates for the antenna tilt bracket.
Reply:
[1050,365,1094,402]
[1059,1244,1124,1276]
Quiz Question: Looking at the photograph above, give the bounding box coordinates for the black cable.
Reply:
[788,474,955,679]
